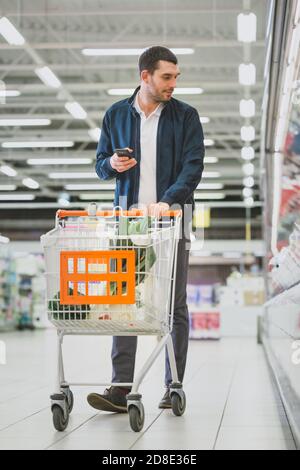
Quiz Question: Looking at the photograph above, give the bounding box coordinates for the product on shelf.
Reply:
[189,309,221,340]
[270,222,300,294]
[187,283,221,339]
[0,247,18,331]
[15,253,47,330]
[220,272,265,307]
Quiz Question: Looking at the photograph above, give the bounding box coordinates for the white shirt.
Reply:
[134,93,164,207]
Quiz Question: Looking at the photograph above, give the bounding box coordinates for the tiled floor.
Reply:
[0,329,296,450]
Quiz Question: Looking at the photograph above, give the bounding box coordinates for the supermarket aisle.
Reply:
[0,329,296,451]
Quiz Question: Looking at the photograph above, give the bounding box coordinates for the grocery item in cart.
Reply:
[49,288,90,320]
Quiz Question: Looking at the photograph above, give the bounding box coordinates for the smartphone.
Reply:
[114,148,133,158]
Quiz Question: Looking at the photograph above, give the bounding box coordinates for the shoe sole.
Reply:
[87,393,127,413]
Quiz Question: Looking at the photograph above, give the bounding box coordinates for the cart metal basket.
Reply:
[41,206,186,432]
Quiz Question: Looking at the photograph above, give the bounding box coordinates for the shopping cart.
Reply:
[41,205,186,432]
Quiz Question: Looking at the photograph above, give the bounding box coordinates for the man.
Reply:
[87,46,205,412]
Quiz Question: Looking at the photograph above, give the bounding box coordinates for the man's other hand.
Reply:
[148,202,170,217]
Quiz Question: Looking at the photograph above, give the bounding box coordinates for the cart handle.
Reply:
[56,209,182,219]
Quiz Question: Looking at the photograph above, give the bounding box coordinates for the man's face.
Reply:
[142,60,180,103]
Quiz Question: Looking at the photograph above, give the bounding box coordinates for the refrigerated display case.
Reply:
[261,0,300,448]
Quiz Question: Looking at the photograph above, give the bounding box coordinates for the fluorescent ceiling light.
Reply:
[202,171,220,178]
[171,48,194,55]
[65,101,87,120]
[200,117,210,124]
[2,141,74,148]
[88,127,101,142]
[173,88,203,95]
[0,194,35,201]
[79,193,115,200]
[27,158,92,165]
[242,163,255,176]
[83,48,143,56]
[82,48,194,56]
[65,184,116,191]
[0,234,9,244]
[0,165,17,177]
[237,13,257,43]
[22,178,40,189]
[35,66,61,89]
[243,187,253,198]
[240,99,256,118]
[197,183,224,190]
[243,176,255,188]
[204,157,218,164]
[49,172,96,179]
[0,185,17,191]
[0,90,21,97]
[107,88,135,96]
[0,17,25,45]
[107,87,203,96]
[0,118,51,126]
[241,146,255,160]
[244,197,254,207]
[241,126,255,142]
[239,63,256,86]
[194,192,226,200]
[204,139,215,147]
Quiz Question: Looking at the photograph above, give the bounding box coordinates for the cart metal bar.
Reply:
[131,334,170,394]
[57,209,182,219]
[68,382,133,387]
[166,335,179,383]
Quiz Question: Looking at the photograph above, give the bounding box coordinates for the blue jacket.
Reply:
[95,87,205,210]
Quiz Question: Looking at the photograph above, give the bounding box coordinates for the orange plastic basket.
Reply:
[60,250,136,305]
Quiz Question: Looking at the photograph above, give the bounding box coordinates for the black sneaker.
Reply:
[87,387,130,413]
[158,389,172,409]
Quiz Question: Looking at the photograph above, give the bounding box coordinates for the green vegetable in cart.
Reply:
[49,288,90,320]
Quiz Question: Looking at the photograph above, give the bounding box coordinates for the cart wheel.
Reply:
[67,390,74,413]
[52,405,69,432]
[61,387,74,414]
[129,404,145,432]
[171,391,186,416]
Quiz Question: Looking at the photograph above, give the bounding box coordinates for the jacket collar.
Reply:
[128,86,140,106]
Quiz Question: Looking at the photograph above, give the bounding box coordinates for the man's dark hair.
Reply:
[138,46,178,74]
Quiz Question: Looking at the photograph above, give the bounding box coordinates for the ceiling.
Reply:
[0,0,268,239]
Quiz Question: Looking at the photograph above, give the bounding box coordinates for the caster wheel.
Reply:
[129,404,145,432]
[61,387,74,413]
[52,405,69,432]
[171,391,186,416]
[67,390,74,413]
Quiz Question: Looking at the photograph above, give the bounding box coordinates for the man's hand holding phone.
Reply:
[110,148,137,173]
